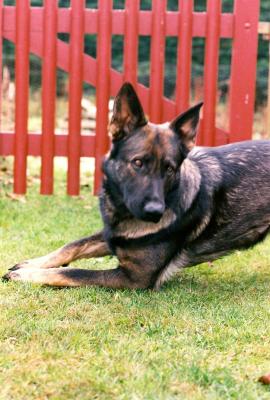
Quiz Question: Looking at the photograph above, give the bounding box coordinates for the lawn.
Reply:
[0,159,270,400]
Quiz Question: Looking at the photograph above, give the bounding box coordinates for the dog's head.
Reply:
[102,82,203,223]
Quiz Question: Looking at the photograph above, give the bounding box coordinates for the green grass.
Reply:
[1,160,270,399]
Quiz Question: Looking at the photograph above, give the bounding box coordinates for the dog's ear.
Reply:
[170,102,203,151]
[109,82,147,141]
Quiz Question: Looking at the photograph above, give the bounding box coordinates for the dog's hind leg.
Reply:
[154,247,231,290]
[154,250,192,290]
[154,222,270,289]
[8,231,111,271]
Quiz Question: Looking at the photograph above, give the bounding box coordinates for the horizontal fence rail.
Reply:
[0,0,260,195]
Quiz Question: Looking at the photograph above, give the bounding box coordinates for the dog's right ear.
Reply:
[170,102,203,151]
[109,82,147,141]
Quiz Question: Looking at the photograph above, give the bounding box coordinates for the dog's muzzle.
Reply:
[143,201,165,223]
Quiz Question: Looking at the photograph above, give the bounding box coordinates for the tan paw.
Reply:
[3,268,48,284]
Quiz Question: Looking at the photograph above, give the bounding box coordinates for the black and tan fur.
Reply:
[3,83,270,290]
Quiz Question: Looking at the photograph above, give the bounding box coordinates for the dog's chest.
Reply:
[114,238,179,273]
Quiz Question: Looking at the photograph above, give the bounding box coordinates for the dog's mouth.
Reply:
[128,208,164,224]
[141,212,163,223]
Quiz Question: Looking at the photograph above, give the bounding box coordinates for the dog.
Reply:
[3,82,270,290]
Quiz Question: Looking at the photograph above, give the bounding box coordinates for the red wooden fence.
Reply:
[0,0,260,195]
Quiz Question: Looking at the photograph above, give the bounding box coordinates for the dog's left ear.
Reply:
[109,82,147,141]
[170,102,203,151]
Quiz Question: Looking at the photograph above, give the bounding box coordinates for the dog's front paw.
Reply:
[2,270,22,281]
[9,256,53,271]
[2,268,43,283]
[2,268,69,286]
[8,262,29,271]
[8,254,68,271]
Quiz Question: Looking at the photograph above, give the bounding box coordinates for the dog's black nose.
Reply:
[143,201,165,222]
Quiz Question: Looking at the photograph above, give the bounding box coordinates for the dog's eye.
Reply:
[132,159,143,168]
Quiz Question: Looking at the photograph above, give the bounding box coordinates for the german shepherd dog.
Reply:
[3,83,270,290]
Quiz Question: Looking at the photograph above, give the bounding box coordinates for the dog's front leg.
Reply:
[3,265,150,289]
[8,231,111,271]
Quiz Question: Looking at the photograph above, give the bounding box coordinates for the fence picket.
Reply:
[41,0,57,195]
[94,0,112,195]
[124,0,139,87]
[67,0,85,196]
[14,0,30,194]
[149,0,166,123]
[199,0,221,146]
[229,0,260,142]
[175,0,193,115]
